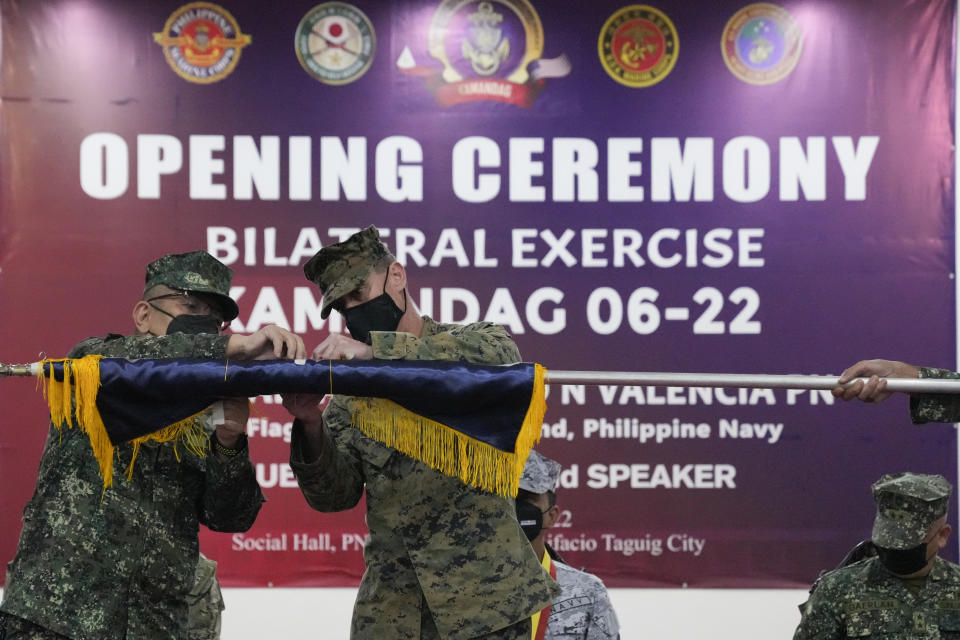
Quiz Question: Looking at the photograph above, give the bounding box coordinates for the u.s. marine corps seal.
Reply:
[598,5,678,88]
[153,2,251,84]
[721,3,802,85]
[295,2,376,85]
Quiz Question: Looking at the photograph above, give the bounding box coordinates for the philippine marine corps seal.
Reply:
[598,5,678,88]
[153,2,251,84]
[721,3,802,85]
[295,3,376,85]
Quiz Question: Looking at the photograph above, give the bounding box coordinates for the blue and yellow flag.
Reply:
[39,356,547,497]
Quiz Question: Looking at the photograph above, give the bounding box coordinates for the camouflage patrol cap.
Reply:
[144,251,239,321]
[519,450,562,494]
[871,472,952,549]
[303,226,394,319]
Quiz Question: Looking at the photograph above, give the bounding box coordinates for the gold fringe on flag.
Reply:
[37,356,210,488]
[348,363,549,497]
[35,355,547,495]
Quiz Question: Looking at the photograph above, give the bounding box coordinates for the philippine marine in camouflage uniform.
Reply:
[834,359,960,424]
[517,451,620,640]
[794,473,960,639]
[910,367,960,424]
[0,251,305,640]
[284,226,560,640]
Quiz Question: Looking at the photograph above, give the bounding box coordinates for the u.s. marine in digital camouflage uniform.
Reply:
[794,473,960,639]
[0,251,305,640]
[284,226,560,640]
[518,451,620,640]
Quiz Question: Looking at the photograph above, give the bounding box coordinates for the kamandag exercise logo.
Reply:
[721,3,802,85]
[295,2,376,85]
[153,2,251,84]
[598,5,678,88]
[395,0,570,108]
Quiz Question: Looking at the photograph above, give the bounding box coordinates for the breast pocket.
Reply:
[844,610,904,638]
[354,436,394,469]
[938,609,960,638]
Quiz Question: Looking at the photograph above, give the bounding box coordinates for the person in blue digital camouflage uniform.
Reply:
[1,251,305,640]
[517,450,620,640]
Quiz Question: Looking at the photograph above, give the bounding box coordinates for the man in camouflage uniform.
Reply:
[0,251,305,639]
[833,359,960,424]
[283,226,559,639]
[794,472,960,639]
[517,451,620,640]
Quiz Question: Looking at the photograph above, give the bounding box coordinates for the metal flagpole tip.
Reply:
[0,362,39,377]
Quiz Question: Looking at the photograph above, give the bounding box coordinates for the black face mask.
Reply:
[875,542,929,575]
[166,313,222,335]
[150,303,222,336]
[341,275,406,345]
[516,500,544,541]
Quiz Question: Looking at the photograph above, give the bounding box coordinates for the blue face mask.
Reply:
[341,275,406,345]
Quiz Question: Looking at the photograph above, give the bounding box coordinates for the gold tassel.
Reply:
[39,356,212,489]
[40,356,115,486]
[348,363,549,498]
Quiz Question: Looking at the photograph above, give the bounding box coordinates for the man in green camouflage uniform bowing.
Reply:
[0,251,305,639]
[794,473,960,639]
[283,226,559,640]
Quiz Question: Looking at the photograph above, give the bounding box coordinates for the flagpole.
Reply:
[4,361,960,393]
[0,363,39,377]
[543,371,960,394]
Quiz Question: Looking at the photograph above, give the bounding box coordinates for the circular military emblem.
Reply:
[721,3,802,85]
[295,3,376,85]
[153,2,251,84]
[428,0,544,85]
[598,5,678,88]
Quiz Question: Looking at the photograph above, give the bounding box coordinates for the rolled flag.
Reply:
[37,356,546,497]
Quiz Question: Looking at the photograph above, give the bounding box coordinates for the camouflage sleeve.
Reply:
[586,582,621,640]
[369,322,521,365]
[910,367,960,424]
[289,398,365,512]
[69,333,230,359]
[793,586,843,640]
[201,437,265,532]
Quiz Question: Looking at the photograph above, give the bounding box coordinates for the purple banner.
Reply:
[0,0,956,588]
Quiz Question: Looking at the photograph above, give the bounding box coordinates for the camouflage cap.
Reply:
[519,450,562,494]
[144,251,239,321]
[303,226,394,319]
[871,472,952,549]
